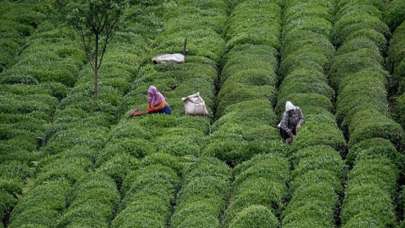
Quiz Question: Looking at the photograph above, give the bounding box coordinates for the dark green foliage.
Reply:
[276,93,334,115]
[207,3,281,162]
[396,94,405,129]
[283,185,338,227]
[171,157,230,228]
[385,0,405,30]
[64,0,129,97]
[204,121,285,163]
[118,0,225,167]
[155,0,228,62]
[389,21,405,88]
[277,15,345,227]
[229,205,279,228]
[0,1,45,72]
[291,146,344,179]
[58,173,120,227]
[35,156,92,186]
[225,154,288,226]
[8,3,161,226]
[225,0,281,50]
[5,0,405,227]
[335,70,388,124]
[44,126,108,154]
[140,152,184,177]
[333,0,402,149]
[348,109,403,146]
[334,2,401,227]
[278,6,342,222]
[277,69,334,102]
[10,180,70,227]
[213,99,279,130]
[348,157,398,195]
[0,14,87,227]
[99,138,154,161]
[342,158,399,228]
[113,162,180,228]
[96,152,139,185]
[401,187,405,223]
[348,138,399,165]
[283,145,343,227]
[342,184,396,227]
[390,21,405,132]
[0,178,21,223]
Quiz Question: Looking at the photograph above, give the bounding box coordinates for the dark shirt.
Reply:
[278,108,304,137]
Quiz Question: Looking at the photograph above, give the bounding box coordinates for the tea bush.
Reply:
[8,3,164,226]
[205,0,283,163]
[224,154,288,226]
[334,1,402,226]
[171,157,230,227]
[278,1,346,227]
[0,1,45,72]
[390,21,405,131]
[112,154,181,227]
[385,0,405,30]
[58,173,120,227]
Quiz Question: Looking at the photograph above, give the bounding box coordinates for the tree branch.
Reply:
[98,17,119,68]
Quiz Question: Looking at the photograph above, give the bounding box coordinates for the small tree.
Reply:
[65,0,128,97]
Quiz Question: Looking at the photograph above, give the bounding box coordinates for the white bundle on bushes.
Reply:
[182,92,209,116]
[152,53,185,64]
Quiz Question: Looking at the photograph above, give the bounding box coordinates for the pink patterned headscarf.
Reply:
[148,85,165,106]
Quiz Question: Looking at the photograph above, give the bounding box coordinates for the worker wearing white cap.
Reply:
[277,101,304,144]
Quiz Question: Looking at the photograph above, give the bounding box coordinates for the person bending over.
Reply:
[147,85,172,114]
[277,101,304,144]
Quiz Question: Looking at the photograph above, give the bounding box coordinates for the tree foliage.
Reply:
[65,0,128,97]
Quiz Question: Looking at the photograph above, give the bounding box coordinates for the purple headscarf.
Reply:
[148,85,165,106]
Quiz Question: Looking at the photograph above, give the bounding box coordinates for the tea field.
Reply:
[1,0,405,227]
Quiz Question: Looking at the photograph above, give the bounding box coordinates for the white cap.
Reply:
[285,101,297,112]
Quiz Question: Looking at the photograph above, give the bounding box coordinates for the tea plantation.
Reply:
[1,0,405,227]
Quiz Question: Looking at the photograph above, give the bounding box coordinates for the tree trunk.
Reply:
[94,67,99,98]
[183,38,187,56]
[94,33,99,98]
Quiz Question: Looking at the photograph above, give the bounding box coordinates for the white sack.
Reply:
[152,53,185,64]
[182,92,209,116]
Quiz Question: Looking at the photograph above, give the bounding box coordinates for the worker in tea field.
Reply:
[146,85,172,114]
[129,85,172,116]
[277,101,304,144]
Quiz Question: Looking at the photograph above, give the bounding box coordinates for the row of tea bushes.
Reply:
[277,1,346,227]
[110,0,229,163]
[333,0,402,226]
[170,157,230,227]
[0,0,45,72]
[212,0,288,227]
[7,3,162,226]
[110,0,230,225]
[285,146,344,227]
[389,15,405,228]
[58,0,228,226]
[390,21,405,133]
[58,173,119,227]
[385,0,405,31]
[341,138,400,227]
[205,0,285,165]
[332,0,402,146]
[112,153,182,227]
[0,13,85,225]
[224,154,289,227]
[401,187,405,227]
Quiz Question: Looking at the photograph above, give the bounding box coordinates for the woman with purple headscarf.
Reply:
[147,85,172,114]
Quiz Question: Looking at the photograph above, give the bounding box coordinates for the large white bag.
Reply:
[152,53,185,64]
[182,92,209,116]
